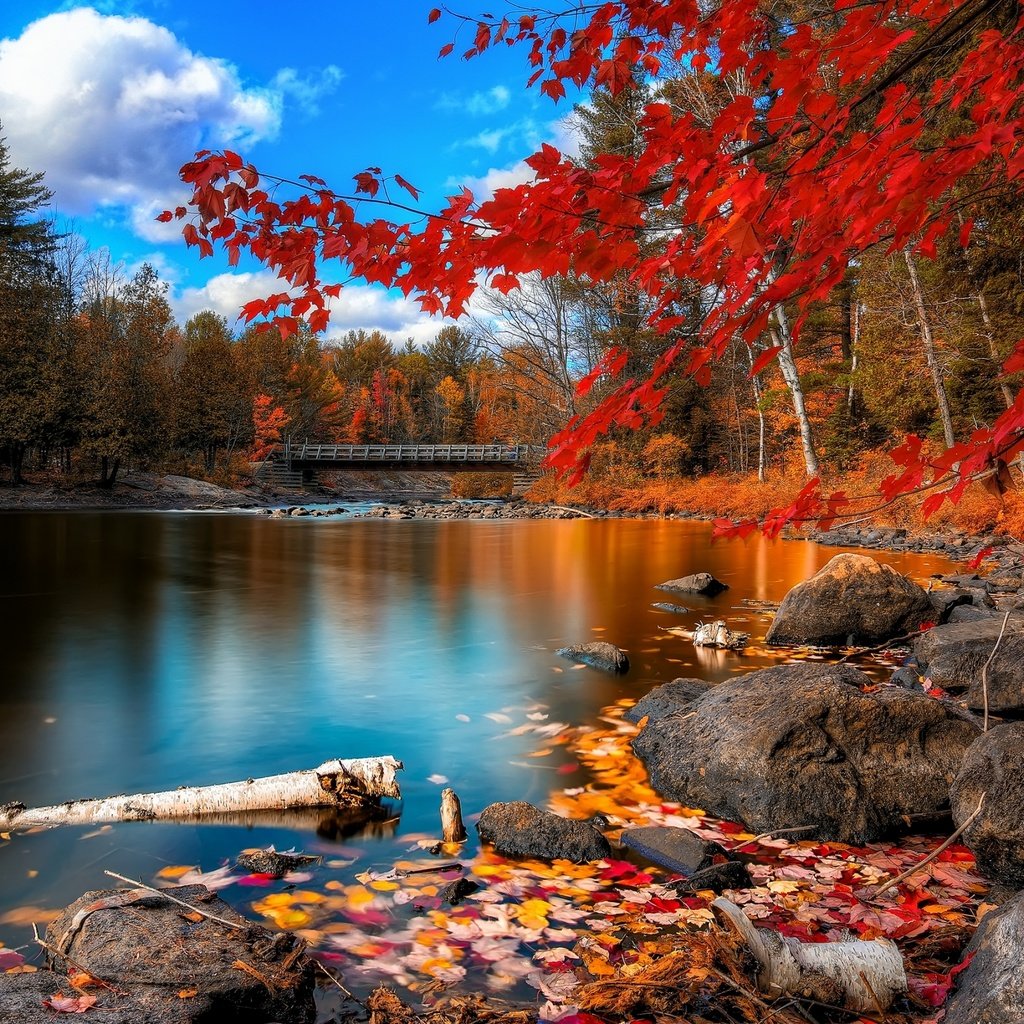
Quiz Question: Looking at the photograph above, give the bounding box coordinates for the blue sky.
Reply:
[0,1,582,342]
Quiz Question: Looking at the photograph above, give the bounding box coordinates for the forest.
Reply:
[2,18,1023,534]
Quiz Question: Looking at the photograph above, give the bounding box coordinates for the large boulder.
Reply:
[951,723,1024,887]
[556,641,629,674]
[476,801,611,862]
[656,572,728,596]
[624,678,712,725]
[632,663,981,842]
[914,616,1024,694]
[19,884,316,1024]
[943,890,1024,1024]
[765,553,934,646]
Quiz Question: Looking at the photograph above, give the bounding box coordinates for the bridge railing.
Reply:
[286,443,530,465]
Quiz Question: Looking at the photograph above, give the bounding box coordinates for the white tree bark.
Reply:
[0,756,402,830]
[904,248,956,449]
[771,303,821,477]
[713,898,907,1012]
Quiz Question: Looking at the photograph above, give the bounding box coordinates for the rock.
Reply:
[914,617,1024,691]
[656,572,728,596]
[965,633,1024,713]
[236,847,322,877]
[624,678,712,725]
[669,861,754,894]
[943,889,1024,1023]
[889,665,923,689]
[766,553,934,646]
[929,589,974,624]
[556,641,629,674]
[948,604,997,624]
[476,801,611,862]
[651,602,690,614]
[632,663,981,843]
[951,723,1024,887]
[37,884,314,1024]
[620,826,729,875]
[440,877,479,905]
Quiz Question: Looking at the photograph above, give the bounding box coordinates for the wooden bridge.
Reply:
[284,441,531,471]
[256,442,541,492]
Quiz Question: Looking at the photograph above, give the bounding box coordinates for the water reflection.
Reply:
[0,511,954,946]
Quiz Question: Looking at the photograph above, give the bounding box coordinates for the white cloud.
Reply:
[455,114,582,201]
[0,9,341,238]
[437,84,511,116]
[171,270,447,345]
[270,65,344,116]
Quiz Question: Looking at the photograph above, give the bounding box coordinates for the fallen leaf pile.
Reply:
[129,696,985,1024]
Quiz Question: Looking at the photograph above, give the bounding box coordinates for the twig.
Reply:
[837,627,932,662]
[546,504,595,518]
[314,958,365,1006]
[873,791,986,897]
[233,958,278,996]
[981,610,1011,732]
[32,922,129,997]
[103,870,247,930]
[736,824,818,850]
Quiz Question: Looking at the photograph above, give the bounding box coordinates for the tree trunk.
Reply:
[0,756,403,830]
[771,304,820,477]
[747,347,767,482]
[848,300,861,418]
[977,290,1015,410]
[904,248,955,449]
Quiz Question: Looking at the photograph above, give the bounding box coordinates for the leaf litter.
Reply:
[119,692,983,1024]
[4,675,977,1022]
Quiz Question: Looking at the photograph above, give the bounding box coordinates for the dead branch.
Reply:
[981,611,1011,732]
[873,791,987,897]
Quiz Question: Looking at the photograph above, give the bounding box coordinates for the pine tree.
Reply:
[0,124,54,271]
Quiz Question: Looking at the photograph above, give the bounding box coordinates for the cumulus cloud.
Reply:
[171,271,446,346]
[437,84,511,116]
[0,9,341,237]
[455,114,582,201]
[270,65,344,117]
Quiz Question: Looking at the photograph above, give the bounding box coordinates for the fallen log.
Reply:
[713,897,906,1012]
[0,756,402,831]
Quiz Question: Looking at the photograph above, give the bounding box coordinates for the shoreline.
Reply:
[3,472,1022,574]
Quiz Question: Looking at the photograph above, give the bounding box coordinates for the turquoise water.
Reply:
[0,511,954,951]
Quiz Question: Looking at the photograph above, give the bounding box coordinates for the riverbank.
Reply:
[4,469,1023,580]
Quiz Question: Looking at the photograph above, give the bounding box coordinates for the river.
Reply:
[0,510,954,971]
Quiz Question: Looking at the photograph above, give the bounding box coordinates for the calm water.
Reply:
[0,510,954,950]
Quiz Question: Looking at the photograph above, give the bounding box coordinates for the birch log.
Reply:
[713,897,907,1012]
[0,756,402,831]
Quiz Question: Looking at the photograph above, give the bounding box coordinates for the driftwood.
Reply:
[691,620,750,649]
[440,787,467,843]
[0,756,402,831]
[712,897,907,1012]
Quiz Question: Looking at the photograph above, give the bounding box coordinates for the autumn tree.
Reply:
[169,0,1024,530]
[173,311,251,471]
[79,261,174,486]
[0,136,58,483]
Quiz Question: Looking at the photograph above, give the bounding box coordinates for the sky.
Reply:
[0,1,583,344]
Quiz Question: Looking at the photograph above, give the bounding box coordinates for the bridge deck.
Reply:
[284,443,531,471]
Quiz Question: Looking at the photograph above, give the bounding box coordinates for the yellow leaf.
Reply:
[156,865,194,880]
[370,880,399,892]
